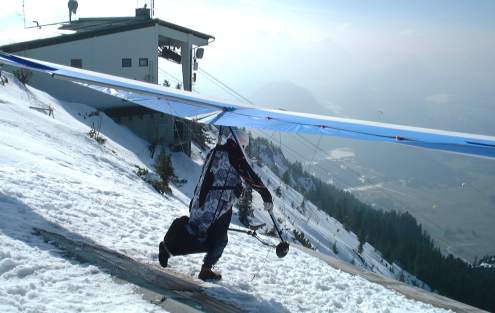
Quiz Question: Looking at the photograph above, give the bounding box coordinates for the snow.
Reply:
[326,148,356,160]
[345,183,384,193]
[245,141,428,287]
[0,72,451,312]
[0,25,74,47]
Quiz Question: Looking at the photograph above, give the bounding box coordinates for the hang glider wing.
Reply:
[1,52,494,159]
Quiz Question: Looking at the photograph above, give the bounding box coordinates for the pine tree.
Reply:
[191,123,213,149]
[332,240,338,254]
[357,230,365,254]
[300,198,306,213]
[282,170,290,184]
[358,240,364,254]
[238,186,253,226]
[154,153,177,194]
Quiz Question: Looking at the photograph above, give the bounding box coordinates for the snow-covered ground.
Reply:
[246,138,427,288]
[0,73,451,312]
[0,25,74,47]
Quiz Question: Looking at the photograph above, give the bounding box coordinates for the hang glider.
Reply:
[1,51,494,159]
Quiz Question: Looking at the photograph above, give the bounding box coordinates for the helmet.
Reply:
[228,129,249,148]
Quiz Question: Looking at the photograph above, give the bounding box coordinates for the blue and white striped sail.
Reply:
[1,51,494,159]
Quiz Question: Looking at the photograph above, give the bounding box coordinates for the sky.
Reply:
[0,0,494,132]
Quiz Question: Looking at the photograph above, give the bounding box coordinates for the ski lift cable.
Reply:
[198,67,255,105]
[195,68,248,104]
[194,71,245,103]
[195,68,244,102]
[197,67,387,174]
[194,67,344,173]
[158,67,181,85]
[192,69,340,176]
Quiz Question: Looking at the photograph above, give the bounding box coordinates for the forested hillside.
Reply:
[248,136,495,312]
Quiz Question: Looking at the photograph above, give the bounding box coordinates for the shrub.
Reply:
[238,186,253,226]
[152,180,170,195]
[154,153,179,194]
[191,123,214,149]
[134,165,149,178]
[88,118,106,144]
[293,229,314,250]
[332,241,338,254]
[88,127,106,144]
[13,69,32,85]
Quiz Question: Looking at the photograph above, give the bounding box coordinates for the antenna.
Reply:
[144,0,155,17]
[68,0,79,22]
[22,0,26,28]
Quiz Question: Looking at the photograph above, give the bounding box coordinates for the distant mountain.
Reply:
[251,80,334,115]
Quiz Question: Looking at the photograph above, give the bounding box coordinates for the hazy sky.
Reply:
[1,0,494,132]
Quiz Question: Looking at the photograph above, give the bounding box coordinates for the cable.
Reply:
[196,69,247,104]
[309,134,323,166]
[198,68,254,105]
[176,65,375,185]
[251,244,271,281]
[196,67,340,176]
[251,128,334,176]
[158,67,181,85]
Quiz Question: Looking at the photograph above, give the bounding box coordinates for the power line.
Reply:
[196,66,341,177]
[198,67,255,105]
[158,67,181,85]
[196,68,247,104]
[195,66,379,187]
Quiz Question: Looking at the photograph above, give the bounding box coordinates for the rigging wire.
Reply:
[251,244,271,281]
[309,134,323,167]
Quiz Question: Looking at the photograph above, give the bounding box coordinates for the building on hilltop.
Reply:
[0,3,214,156]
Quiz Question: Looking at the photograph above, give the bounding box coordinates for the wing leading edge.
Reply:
[1,51,494,159]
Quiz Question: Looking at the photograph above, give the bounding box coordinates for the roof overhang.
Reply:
[0,18,214,53]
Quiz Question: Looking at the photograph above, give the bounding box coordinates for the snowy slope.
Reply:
[0,73,451,312]
[242,140,428,288]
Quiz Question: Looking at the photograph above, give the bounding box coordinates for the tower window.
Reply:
[70,59,82,68]
[139,58,149,67]
[122,58,132,67]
